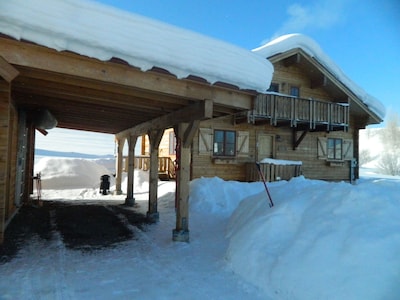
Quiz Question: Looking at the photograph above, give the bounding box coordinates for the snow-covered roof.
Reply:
[0,0,273,93]
[253,34,386,120]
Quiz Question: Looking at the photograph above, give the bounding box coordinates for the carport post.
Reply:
[115,137,124,195]
[125,135,137,206]
[173,122,198,242]
[147,129,164,222]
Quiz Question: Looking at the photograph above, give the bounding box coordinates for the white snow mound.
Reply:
[225,176,400,300]
[34,157,111,189]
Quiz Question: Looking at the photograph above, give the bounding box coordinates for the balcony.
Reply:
[237,93,349,131]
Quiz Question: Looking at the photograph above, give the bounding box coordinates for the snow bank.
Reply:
[34,157,111,189]
[189,177,267,216]
[253,34,385,120]
[225,176,400,300]
[0,0,272,92]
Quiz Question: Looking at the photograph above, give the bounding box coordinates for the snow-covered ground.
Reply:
[0,156,399,299]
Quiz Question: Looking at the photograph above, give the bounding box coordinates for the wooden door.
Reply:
[256,134,274,161]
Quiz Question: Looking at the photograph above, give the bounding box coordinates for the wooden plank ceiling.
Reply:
[2,36,255,135]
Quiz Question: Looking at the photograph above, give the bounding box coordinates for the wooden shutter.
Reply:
[237,131,249,157]
[343,139,353,160]
[199,128,213,155]
[317,137,327,159]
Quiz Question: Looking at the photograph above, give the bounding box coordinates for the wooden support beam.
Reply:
[115,137,125,195]
[125,135,137,206]
[172,123,191,242]
[0,56,19,82]
[116,99,213,139]
[292,128,308,150]
[147,129,164,221]
[183,120,200,148]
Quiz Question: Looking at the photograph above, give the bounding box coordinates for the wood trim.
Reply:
[0,37,254,108]
[0,56,19,82]
[117,100,213,139]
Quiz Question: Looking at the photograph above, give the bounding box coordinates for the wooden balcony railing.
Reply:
[244,93,349,131]
[123,156,176,180]
[246,160,302,182]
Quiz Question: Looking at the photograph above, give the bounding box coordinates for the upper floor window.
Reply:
[290,86,300,97]
[327,138,342,160]
[213,130,236,157]
[267,83,279,93]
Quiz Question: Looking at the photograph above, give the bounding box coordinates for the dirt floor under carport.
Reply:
[0,200,153,263]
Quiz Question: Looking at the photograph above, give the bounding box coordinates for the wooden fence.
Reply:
[123,156,176,180]
[246,162,302,182]
[249,94,349,130]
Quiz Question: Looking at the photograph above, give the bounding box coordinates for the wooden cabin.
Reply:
[146,44,383,183]
[0,3,383,245]
[0,1,273,243]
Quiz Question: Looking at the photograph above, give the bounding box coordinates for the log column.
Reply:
[173,121,199,242]
[125,135,137,206]
[147,129,164,222]
[115,137,125,195]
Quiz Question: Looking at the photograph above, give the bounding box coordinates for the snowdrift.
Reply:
[224,177,400,300]
[20,157,400,299]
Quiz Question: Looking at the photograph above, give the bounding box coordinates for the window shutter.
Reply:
[237,131,249,157]
[317,137,327,159]
[343,139,353,160]
[199,128,213,155]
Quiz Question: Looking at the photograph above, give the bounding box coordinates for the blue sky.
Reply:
[36,0,400,155]
[95,0,399,120]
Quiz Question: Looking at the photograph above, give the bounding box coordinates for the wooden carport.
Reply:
[0,35,257,243]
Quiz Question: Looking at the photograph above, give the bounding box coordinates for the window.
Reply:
[327,138,342,160]
[213,130,236,156]
[290,86,300,97]
[267,83,279,92]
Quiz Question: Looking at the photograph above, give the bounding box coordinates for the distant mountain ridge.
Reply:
[35,149,114,159]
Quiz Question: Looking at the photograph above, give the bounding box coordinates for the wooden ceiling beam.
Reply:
[0,55,19,82]
[117,99,213,139]
[16,67,191,106]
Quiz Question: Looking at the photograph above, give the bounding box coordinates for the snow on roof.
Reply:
[253,34,386,120]
[0,0,273,92]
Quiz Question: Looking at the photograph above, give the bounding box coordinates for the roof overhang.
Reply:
[268,48,382,126]
[1,36,256,135]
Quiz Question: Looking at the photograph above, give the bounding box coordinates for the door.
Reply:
[256,133,274,161]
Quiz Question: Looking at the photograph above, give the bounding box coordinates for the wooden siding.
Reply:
[0,80,18,243]
[192,115,355,182]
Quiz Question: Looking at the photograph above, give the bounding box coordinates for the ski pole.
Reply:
[256,162,274,208]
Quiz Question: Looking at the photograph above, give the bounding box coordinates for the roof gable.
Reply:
[253,34,385,123]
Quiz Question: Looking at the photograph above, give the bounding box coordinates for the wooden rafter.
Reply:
[0,56,19,82]
[116,100,213,139]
